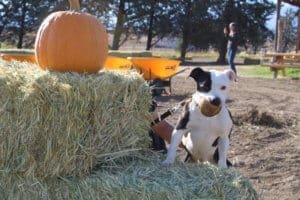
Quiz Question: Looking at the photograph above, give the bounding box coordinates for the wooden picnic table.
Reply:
[261,52,300,78]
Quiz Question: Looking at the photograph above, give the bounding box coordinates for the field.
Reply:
[0,50,299,199]
[0,58,260,199]
[154,64,300,200]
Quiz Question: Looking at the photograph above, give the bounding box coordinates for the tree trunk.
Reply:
[180,1,192,61]
[0,26,4,36]
[217,38,227,64]
[112,0,125,50]
[146,0,156,50]
[253,46,258,54]
[296,11,300,52]
[275,0,282,52]
[180,30,189,61]
[17,0,27,49]
[277,18,286,52]
[216,0,234,64]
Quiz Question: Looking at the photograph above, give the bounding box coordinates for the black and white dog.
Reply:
[162,67,235,168]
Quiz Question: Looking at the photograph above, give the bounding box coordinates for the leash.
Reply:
[151,98,191,126]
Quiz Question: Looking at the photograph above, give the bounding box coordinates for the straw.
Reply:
[0,152,258,200]
[0,59,152,178]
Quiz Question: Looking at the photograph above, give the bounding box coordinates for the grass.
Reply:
[152,50,180,59]
[0,48,35,54]
[0,43,15,49]
[1,48,298,79]
[152,51,219,60]
[152,50,260,60]
[0,48,264,61]
[238,65,300,79]
[237,52,261,60]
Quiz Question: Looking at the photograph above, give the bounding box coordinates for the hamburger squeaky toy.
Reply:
[198,96,222,117]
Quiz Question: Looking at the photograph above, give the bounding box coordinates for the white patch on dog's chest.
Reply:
[181,101,232,161]
[182,131,217,162]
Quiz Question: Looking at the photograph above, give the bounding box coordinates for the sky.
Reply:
[267,0,299,30]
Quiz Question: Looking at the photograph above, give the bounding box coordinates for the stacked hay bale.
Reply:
[0,59,152,178]
[0,59,258,199]
[0,152,258,199]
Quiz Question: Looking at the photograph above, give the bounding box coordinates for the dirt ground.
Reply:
[154,66,300,200]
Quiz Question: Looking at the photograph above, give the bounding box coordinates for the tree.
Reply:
[107,0,177,51]
[280,8,298,51]
[0,0,276,55]
[0,0,65,48]
[145,0,156,50]
[0,0,113,49]
[166,0,217,60]
[105,0,141,50]
[0,0,12,37]
[81,0,111,29]
[127,0,174,50]
[209,0,275,63]
[111,0,126,50]
[178,0,193,60]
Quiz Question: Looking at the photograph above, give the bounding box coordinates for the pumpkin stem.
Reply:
[68,0,80,11]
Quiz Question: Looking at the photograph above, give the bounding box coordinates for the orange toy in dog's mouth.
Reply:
[198,97,222,117]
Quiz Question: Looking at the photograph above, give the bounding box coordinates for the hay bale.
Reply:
[0,152,258,199]
[0,59,152,178]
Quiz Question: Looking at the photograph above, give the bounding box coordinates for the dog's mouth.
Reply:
[197,97,222,117]
[209,97,222,107]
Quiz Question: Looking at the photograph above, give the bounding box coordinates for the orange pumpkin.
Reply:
[34,0,108,73]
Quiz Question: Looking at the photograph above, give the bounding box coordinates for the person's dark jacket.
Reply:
[225,32,239,51]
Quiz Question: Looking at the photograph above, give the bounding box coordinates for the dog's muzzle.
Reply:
[209,97,221,107]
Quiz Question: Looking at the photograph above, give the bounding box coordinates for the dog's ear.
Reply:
[225,70,235,82]
[189,67,206,82]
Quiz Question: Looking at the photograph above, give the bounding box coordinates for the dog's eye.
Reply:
[221,86,226,90]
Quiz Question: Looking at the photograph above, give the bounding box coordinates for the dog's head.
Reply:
[189,67,235,107]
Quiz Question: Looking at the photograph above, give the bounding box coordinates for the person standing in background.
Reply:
[224,22,239,76]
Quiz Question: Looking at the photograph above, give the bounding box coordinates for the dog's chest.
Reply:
[181,103,231,161]
[184,114,221,154]
[188,102,230,133]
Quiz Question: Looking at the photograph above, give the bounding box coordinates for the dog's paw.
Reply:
[161,159,173,167]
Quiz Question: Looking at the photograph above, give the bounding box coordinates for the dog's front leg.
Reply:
[162,129,186,167]
[217,136,230,168]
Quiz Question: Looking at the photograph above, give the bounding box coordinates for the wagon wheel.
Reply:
[150,79,165,96]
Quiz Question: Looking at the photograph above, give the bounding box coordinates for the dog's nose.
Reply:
[210,97,221,106]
